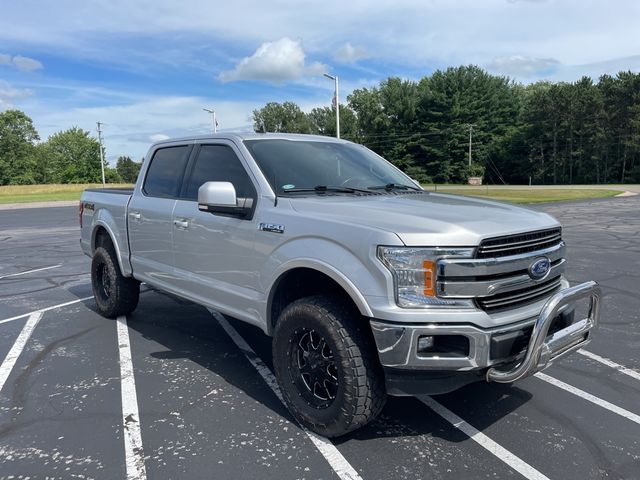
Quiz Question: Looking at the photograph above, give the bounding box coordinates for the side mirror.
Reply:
[197,181,254,218]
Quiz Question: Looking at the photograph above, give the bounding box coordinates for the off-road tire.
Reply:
[91,246,140,318]
[272,295,386,437]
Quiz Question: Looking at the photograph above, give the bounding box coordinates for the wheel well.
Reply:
[268,268,361,333]
[93,226,114,253]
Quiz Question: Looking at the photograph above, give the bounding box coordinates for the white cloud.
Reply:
[12,55,43,72]
[149,133,170,142]
[487,55,560,77]
[219,37,325,83]
[0,80,33,109]
[0,1,639,81]
[334,43,369,64]
[0,53,43,71]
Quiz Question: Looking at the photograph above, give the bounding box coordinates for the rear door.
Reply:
[128,144,192,290]
[171,141,261,319]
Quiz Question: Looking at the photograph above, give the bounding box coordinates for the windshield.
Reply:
[243,139,416,195]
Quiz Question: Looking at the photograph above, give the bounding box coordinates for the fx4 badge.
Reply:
[259,223,285,234]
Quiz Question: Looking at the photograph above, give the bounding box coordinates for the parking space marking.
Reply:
[213,312,363,480]
[117,315,147,480]
[419,396,550,480]
[0,295,94,326]
[535,373,640,425]
[0,264,62,280]
[0,311,43,393]
[578,349,640,382]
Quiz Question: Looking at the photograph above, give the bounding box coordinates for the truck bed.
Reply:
[79,187,134,276]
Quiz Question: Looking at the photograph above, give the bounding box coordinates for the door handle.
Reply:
[173,219,190,229]
[129,211,141,221]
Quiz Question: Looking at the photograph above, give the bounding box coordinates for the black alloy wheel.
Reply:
[291,328,338,409]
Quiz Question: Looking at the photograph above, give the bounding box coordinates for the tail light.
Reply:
[79,202,84,228]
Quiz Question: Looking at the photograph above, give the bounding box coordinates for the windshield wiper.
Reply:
[283,185,374,194]
[367,183,422,192]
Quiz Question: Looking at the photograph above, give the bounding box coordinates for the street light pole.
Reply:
[96,122,106,187]
[203,108,217,133]
[323,73,339,139]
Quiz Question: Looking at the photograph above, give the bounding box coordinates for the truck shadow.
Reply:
[125,289,532,443]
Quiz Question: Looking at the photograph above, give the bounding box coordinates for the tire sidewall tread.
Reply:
[272,295,386,438]
[91,246,140,318]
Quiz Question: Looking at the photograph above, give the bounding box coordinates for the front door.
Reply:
[171,142,260,320]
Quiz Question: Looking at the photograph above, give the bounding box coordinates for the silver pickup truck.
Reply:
[80,133,601,437]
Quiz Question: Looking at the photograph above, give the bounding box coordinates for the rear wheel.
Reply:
[272,295,386,437]
[91,246,140,318]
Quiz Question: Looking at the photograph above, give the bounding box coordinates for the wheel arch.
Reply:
[91,222,131,277]
[266,261,373,335]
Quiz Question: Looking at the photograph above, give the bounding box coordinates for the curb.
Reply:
[0,200,79,211]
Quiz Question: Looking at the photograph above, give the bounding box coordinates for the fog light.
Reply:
[417,335,435,353]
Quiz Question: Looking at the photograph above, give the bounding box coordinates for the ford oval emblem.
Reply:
[529,257,551,280]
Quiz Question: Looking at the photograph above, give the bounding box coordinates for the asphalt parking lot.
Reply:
[1,195,639,480]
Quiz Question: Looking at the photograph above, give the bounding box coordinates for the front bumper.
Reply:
[370,281,601,381]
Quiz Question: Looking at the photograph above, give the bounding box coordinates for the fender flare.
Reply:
[91,220,131,277]
[267,258,374,329]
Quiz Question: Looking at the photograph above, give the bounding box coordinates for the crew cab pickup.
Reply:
[80,133,601,437]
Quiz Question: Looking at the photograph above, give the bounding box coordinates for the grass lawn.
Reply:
[0,184,134,204]
[0,183,623,205]
[424,187,621,204]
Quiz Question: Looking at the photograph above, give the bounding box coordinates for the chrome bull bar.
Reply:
[486,281,602,383]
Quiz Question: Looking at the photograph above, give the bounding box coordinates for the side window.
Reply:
[143,146,190,198]
[184,145,256,200]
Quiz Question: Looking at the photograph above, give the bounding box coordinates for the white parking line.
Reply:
[213,312,363,480]
[419,396,550,480]
[578,349,640,382]
[0,264,62,280]
[0,311,43,393]
[116,315,147,480]
[0,296,94,326]
[535,372,640,426]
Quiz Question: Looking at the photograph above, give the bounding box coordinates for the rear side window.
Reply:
[143,146,190,198]
[184,145,256,200]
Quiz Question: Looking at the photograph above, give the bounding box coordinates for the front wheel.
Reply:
[91,246,140,318]
[272,296,386,437]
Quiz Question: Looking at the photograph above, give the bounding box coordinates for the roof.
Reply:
[150,132,350,147]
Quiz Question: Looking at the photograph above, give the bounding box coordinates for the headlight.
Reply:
[378,246,475,309]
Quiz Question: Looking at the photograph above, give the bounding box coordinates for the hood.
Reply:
[288,192,559,246]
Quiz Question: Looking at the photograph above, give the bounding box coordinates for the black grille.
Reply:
[477,228,562,258]
[477,276,562,312]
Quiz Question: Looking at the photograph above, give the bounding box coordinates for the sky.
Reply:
[1,0,639,163]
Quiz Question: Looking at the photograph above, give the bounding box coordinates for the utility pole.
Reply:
[323,73,340,139]
[96,122,106,187]
[203,107,217,133]
[464,123,476,167]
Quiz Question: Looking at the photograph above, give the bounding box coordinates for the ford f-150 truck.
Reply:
[80,133,601,437]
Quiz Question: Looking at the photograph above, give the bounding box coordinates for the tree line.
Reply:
[0,109,141,185]
[253,66,640,184]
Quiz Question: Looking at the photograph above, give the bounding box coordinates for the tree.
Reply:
[250,67,640,185]
[252,102,312,133]
[116,156,141,183]
[45,127,103,183]
[307,105,358,139]
[0,109,40,185]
